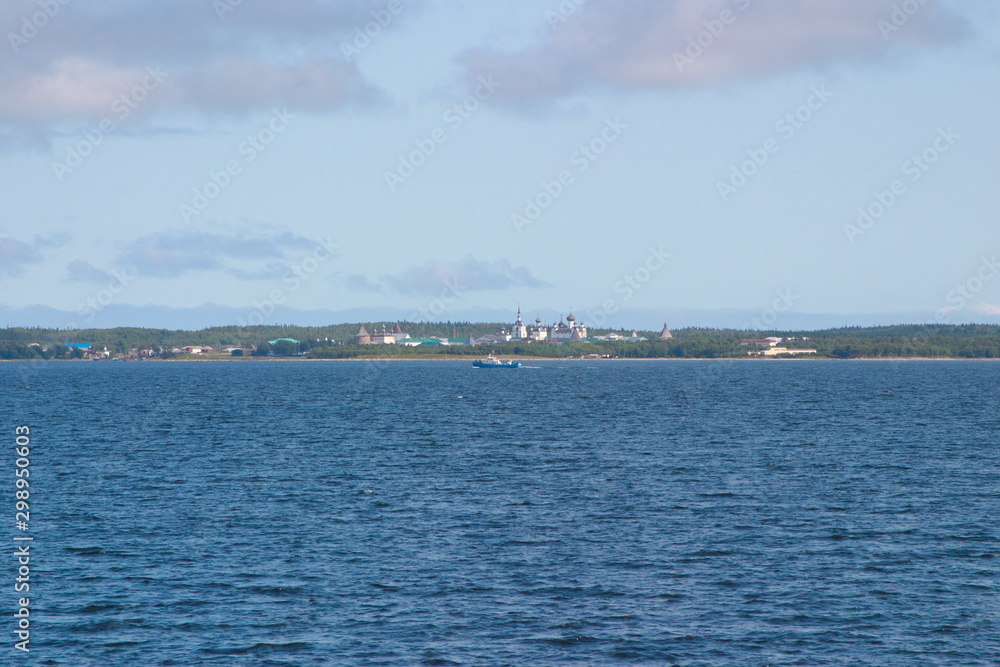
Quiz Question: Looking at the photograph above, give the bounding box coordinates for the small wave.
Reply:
[68,618,148,633]
[370,582,400,591]
[76,603,122,613]
[652,592,685,600]
[500,539,557,546]
[421,658,463,666]
[529,634,602,646]
[690,549,736,557]
[604,560,657,570]
[203,641,312,655]
[931,625,968,634]
[105,640,147,648]
[160,598,212,609]
[65,546,105,555]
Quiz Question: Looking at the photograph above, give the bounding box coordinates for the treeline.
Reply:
[303,338,748,360]
[770,324,1000,358]
[2,324,1000,359]
[0,343,87,360]
[0,322,513,355]
[809,336,1000,359]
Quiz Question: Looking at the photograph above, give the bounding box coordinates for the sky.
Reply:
[1,0,999,331]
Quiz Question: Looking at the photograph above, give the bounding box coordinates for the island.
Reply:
[3,309,1000,361]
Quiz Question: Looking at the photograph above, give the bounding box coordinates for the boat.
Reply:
[472,352,522,368]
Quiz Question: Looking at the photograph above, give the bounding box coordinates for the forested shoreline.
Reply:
[3,323,1000,359]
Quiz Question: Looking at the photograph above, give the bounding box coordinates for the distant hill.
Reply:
[3,303,998,331]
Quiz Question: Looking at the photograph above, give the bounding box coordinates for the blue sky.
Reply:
[1,0,998,330]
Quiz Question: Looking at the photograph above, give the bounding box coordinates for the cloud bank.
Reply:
[115,230,326,278]
[10,229,338,284]
[0,0,410,147]
[459,0,968,106]
[0,232,71,277]
[0,236,42,277]
[64,259,113,284]
[347,255,549,296]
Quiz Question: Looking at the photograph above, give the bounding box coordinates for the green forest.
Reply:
[2,323,1000,359]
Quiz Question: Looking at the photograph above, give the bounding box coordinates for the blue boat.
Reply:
[472,352,522,368]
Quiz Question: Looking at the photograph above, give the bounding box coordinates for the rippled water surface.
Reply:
[2,360,998,665]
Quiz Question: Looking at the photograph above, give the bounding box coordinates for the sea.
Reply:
[1,359,997,666]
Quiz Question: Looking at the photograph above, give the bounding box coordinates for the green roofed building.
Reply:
[402,338,443,346]
[447,338,476,346]
[268,338,300,345]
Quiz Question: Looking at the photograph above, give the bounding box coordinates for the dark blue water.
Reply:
[2,360,998,665]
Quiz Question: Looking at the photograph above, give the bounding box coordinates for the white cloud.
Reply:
[348,255,549,295]
[0,232,71,278]
[0,237,42,277]
[458,0,968,106]
[116,229,328,278]
[64,260,112,284]
[973,303,1000,316]
[0,0,410,146]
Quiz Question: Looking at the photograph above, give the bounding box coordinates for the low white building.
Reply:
[749,346,817,357]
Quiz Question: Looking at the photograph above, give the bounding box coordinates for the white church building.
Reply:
[508,307,587,343]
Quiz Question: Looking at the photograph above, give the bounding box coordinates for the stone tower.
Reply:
[353,324,371,345]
